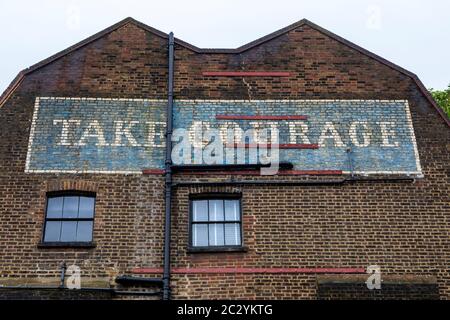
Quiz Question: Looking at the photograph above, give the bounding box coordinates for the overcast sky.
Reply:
[1,0,449,94]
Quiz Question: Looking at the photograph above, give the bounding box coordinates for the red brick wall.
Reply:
[0,20,449,299]
[0,23,168,290]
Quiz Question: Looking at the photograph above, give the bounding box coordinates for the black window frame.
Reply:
[188,193,244,253]
[40,190,96,248]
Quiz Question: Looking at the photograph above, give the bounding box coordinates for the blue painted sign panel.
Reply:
[26,98,166,173]
[25,98,422,175]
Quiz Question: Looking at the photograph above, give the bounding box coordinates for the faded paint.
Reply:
[25,98,422,175]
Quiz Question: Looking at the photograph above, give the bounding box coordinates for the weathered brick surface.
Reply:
[317,283,440,300]
[26,97,166,173]
[0,19,449,300]
[0,288,113,300]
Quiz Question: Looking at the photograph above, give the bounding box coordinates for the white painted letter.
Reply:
[379,121,399,147]
[289,121,311,144]
[349,121,371,147]
[146,121,166,147]
[249,121,279,144]
[112,120,140,147]
[318,122,345,147]
[53,119,81,146]
[77,120,107,146]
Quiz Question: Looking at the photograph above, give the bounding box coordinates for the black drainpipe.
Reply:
[162,32,175,300]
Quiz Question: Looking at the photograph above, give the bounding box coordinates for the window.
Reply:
[190,195,242,249]
[42,192,95,244]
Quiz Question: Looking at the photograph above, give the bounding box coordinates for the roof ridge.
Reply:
[0,17,448,127]
[235,19,310,52]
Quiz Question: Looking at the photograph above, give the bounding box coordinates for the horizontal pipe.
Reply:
[144,165,340,177]
[173,179,346,187]
[142,170,414,182]
[173,170,342,176]
[172,176,414,188]
[172,162,293,172]
[143,170,341,176]
[115,275,163,286]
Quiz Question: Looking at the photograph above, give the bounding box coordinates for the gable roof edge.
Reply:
[0,17,143,108]
[0,17,448,128]
[300,19,450,127]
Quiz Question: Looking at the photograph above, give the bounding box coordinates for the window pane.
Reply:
[225,200,240,221]
[76,221,93,242]
[225,223,241,246]
[44,221,61,242]
[47,197,63,218]
[79,197,95,218]
[192,224,208,247]
[60,221,77,242]
[209,200,224,221]
[209,223,225,246]
[63,196,79,218]
[192,200,208,221]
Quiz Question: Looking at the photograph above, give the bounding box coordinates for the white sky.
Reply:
[0,0,449,93]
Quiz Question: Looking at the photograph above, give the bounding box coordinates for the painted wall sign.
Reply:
[26,98,166,173]
[25,97,422,175]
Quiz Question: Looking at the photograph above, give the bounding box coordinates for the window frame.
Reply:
[41,190,96,247]
[188,193,244,252]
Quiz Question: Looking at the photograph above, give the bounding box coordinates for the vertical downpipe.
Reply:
[163,32,175,300]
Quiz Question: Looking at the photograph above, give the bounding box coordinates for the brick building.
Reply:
[0,17,449,300]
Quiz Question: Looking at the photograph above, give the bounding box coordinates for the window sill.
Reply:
[187,246,248,254]
[38,242,96,249]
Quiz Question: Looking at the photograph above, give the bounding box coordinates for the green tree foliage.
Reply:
[429,84,450,118]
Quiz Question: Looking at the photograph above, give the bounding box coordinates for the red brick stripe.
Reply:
[278,170,343,175]
[177,170,342,176]
[142,169,165,175]
[131,267,365,274]
[216,115,307,120]
[203,71,291,77]
[226,143,319,149]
